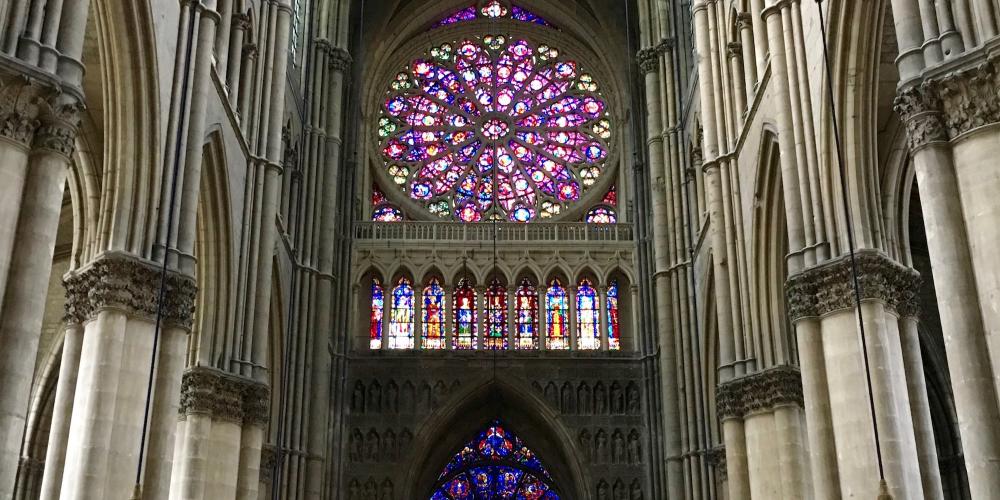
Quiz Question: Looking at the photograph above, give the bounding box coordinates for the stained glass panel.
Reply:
[545,279,568,350]
[389,278,415,349]
[377,34,611,222]
[434,2,551,27]
[430,420,561,499]
[577,279,600,350]
[370,279,384,349]
[607,280,620,351]
[584,206,616,224]
[514,278,538,349]
[454,278,478,349]
[373,205,404,222]
[484,279,508,349]
[423,279,446,349]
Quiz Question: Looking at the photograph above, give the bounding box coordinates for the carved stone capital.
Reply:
[243,43,258,60]
[63,252,197,330]
[736,12,754,31]
[894,84,947,151]
[179,366,270,426]
[260,445,277,484]
[636,48,659,74]
[328,47,352,72]
[726,42,742,58]
[0,76,46,146]
[704,446,726,480]
[785,250,920,321]
[717,366,803,420]
[936,55,1000,137]
[232,11,252,31]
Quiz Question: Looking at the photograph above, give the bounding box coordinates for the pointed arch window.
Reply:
[545,279,569,350]
[576,279,600,350]
[484,279,508,350]
[429,420,561,499]
[514,278,539,349]
[389,278,415,349]
[423,279,446,349]
[370,279,384,349]
[607,280,620,351]
[454,278,478,349]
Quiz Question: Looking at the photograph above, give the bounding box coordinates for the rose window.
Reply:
[377,35,613,222]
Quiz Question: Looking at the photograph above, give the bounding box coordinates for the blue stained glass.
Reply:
[430,421,561,500]
[576,279,600,350]
[608,280,621,351]
[454,278,477,349]
[515,279,538,349]
[389,278,414,349]
[423,279,446,349]
[545,280,568,350]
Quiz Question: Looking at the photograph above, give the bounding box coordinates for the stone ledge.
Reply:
[178,366,270,426]
[716,365,803,421]
[63,252,197,330]
[784,250,920,322]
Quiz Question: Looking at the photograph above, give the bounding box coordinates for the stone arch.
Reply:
[193,130,235,368]
[419,265,446,287]
[575,265,601,287]
[400,377,592,499]
[749,130,792,368]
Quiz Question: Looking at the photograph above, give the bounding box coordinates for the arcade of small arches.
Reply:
[360,270,630,352]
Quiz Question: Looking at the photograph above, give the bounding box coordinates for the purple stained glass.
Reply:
[430,421,561,500]
[545,280,568,350]
[423,279,446,349]
[608,280,620,351]
[372,205,404,222]
[576,279,600,350]
[585,206,616,224]
[370,279,383,349]
[378,35,611,222]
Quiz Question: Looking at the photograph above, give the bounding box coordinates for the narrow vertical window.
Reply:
[453,278,477,349]
[515,278,539,349]
[370,279,384,349]
[422,278,445,349]
[484,279,508,350]
[577,279,600,350]
[608,280,621,351]
[389,278,414,349]
[546,279,569,350]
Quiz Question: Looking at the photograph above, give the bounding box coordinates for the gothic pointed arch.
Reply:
[400,377,591,499]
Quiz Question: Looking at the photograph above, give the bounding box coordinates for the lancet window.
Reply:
[515,278,539,349]
[423,278,446,349]
[484,279,508,349]
[545,279,569,350]
[576,279,600,350]
[607,280,621,351]
[454,278,478,349]
[370,279,384,349]
[389,278,415,349]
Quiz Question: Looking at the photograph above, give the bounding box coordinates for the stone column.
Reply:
[636,42,682,499]
[895,82,1000,500]
[37,323,83,500]
[0,100,79,500]
[790,252,924,499]
[58,253,196,500]
[898,313,944,500]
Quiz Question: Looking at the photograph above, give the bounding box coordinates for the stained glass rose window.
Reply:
[377,34,612,222]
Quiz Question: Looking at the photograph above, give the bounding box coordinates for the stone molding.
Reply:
[895,53,1000,145]
[716,365,803,420]
[260,444,276,484]
[704,445,726,480]
[726,42,742,58]
[63,252,197,330]
[785,250,920,321]
[178,366,270,426]
[636,48,659,74]
[328,47,352,72]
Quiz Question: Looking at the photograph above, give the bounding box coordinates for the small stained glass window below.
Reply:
[585,206,617,224]
[373,205,404,222]
[429,420,561,499]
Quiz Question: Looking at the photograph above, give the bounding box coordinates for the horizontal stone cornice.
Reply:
[785,250,920,321]
[717,365,803,420]
[63,252,197,330]
[179,366,270,426]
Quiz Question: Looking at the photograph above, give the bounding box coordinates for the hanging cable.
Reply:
[131,5,199,498]
[814,1,890,497]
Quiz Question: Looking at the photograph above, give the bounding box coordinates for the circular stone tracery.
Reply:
[377,34,613,222]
